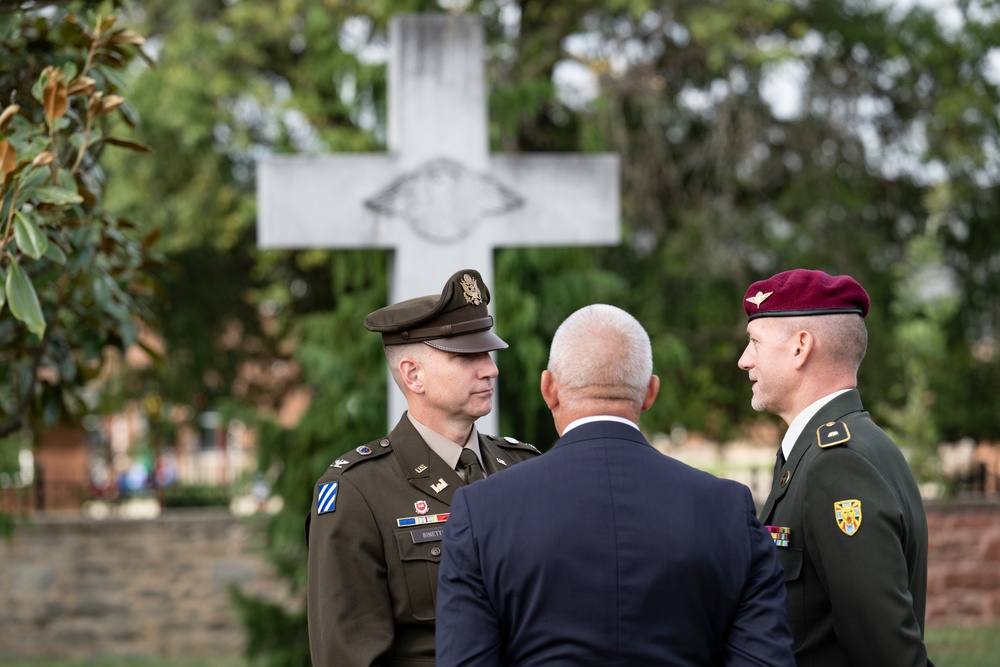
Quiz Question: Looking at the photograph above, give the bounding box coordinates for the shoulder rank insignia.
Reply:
[503,436,540,453]
[834,499,862,536]
[817,421,850,448]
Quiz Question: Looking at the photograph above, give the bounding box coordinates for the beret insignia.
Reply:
[746,291,773,308]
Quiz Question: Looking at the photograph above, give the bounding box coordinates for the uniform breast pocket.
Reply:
[775,547,804,646]
[394,528,443,621]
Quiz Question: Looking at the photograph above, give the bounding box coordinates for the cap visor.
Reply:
[424,330,508,354]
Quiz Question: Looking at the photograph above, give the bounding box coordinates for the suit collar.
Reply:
[553,419,650,450]
[564,414,640,434]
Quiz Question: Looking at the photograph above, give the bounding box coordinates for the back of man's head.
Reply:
[548,304,653,410]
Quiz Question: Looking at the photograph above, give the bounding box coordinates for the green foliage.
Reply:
[230,587,309,667]
[160,483,231,508]
[0,4,160,442]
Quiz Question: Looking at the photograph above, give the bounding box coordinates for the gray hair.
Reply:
[547,304,652,406]
[384,342,427,390]
[776,314,868,373]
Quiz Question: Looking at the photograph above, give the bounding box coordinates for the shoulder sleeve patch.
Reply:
[316,481,339,514]
[817,421,851,449]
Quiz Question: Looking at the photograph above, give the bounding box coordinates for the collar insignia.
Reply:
[746,291,773,308]
[430,478,449,493]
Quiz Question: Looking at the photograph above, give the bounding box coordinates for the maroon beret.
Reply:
[744,269,870,321]
[364,269,508,353]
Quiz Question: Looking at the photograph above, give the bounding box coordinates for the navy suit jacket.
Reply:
[436,421,794,666]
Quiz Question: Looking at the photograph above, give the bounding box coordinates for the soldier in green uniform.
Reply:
[738,268,934,666]
[306,268,538,667]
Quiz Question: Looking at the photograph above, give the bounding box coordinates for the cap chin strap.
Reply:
[385,316,495,344]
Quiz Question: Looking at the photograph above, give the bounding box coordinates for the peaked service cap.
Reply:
[364,269,508,353]
[744,269,870,321]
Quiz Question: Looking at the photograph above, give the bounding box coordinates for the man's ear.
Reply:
[400,358,424,394]
[791,330,814,370]
[540,370,559,410]
[641,375,660,412]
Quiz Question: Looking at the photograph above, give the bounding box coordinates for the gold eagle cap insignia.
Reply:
[746,291,773,308]
[460,274,482,305]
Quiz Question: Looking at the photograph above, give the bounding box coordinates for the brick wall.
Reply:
[926,501,1000,625]
[0,503,996,660]
[0,509,298,660]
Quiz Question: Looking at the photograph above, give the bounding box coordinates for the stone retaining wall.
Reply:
[926,500,1000,625]
[0,509,297,660]
[0,503,997,660]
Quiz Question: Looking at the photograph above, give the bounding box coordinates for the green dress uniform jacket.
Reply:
[306,413,539,667]
[760,390,933,667]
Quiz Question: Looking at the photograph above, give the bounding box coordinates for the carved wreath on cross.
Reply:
[364,157,524,242]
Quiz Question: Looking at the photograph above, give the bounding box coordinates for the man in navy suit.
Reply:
[436,304,794,666]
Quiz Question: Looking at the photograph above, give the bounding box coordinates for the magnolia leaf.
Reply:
[5,255,45,337]
[14,211,49,259]
[142,227,161,249]
[0,139,16,177]
[43,75,69,124]
[98,95,126,115]
[0,104,19,132]
[99,15,117,34]
[43,240,68,265]
[21,166,50,190]
[108,29,146,46]
[67,76,97,96]
[103,137,153,153]
[30,151,55,168]
[96,64,130,92]
[23,186,84,206]
[87,91,104,116]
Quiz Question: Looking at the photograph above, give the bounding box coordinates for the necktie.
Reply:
[458,448,486,484]
[772,448,785,488]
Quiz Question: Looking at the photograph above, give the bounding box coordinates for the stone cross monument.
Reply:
[257,14,620,434]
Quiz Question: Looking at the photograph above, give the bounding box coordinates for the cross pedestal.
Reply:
[257,14,620,434]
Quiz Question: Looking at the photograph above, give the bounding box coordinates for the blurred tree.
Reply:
[0,1,160,530]
[103,0,1000,663]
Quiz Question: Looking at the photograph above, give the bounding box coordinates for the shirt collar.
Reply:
[563,415,640,435]
[781,389,852,459]
[407,413,483,470]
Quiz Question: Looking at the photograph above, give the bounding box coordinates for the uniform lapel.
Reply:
[479,437,512,476]
[388,414,464,505]
[759,390,866,521]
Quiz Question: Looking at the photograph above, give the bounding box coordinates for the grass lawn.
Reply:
[0,625,996,666]
[926,624,1000,666]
